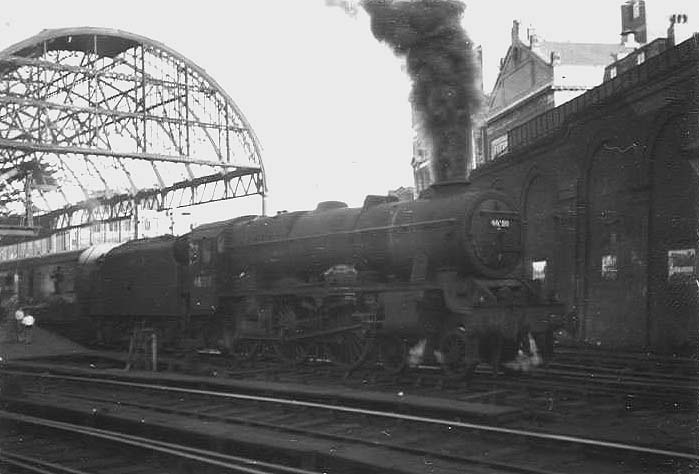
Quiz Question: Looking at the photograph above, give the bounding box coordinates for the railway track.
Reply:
[12,345,697,420]
[233,355,696,412]
[1,365,697,473]
[197,344,699,401]
[13,342,699,385]
[0,410,318,474]
[33,340,699,393]
[552,347,698,376]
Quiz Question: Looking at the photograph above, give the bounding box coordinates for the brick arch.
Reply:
[520,166,557,292]
[576,114,658,345]
[490,177,504,191]
[518,164,542,209]
[578,104,689,349]
[644,111,698,352]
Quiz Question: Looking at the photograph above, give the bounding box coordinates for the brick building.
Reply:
[605,12,695,81]
[484,21,634,163]
[483,1,698,167]
[469,33,699,352]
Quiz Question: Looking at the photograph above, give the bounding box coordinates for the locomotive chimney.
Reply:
[432,127,472,183]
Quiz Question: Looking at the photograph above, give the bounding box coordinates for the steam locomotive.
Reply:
[0,182,564,377]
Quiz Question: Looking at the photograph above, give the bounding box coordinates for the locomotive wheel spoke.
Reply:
[327,331,371,370]
[377,335,407,375]
[440,330,480,380]
[232,340,259,362]
[274,340,308,364]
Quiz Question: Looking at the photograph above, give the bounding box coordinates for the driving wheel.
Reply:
[439,329,480,380]
[327,330,372,370]
[274,340,308,364]
[377,334,407,375]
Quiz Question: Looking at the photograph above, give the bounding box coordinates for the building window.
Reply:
[532,260,547,281]
[194,273,213,288]
[414,161,432,193]
[668,248,696,282]
[632,1,640,19]
[189,242,199,264]
[473,130,485,167]
[609,66,617,79]
[636,51,645,65]
[490,135,509,158]
[202,240,212,264]
[601,254,618,280]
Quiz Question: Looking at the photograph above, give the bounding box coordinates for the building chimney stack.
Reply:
[528,26,541,50]
[620,0,647,44]
[668,14,691,46]
[550,51,561,66]
[511,20,520,44]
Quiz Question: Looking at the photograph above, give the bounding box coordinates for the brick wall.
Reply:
[470,35,699,352]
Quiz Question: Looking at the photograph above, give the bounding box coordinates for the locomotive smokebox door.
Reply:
[467,198,521,277]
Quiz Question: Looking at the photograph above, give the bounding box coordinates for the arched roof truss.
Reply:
[0,27,265,231]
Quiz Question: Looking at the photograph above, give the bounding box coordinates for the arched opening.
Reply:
[647,115,698,353]
[522,174,557,297]
[583,145,648,348]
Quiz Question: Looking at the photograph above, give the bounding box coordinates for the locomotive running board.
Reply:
[239,324,365,342]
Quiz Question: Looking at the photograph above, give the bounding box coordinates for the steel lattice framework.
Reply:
[0,27,265,235]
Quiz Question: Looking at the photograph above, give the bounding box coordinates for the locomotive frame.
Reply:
[0,182,564,379]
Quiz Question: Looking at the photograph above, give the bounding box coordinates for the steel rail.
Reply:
[0,451,90,474]
[25,386,564,474]
[3,368,697,463]
[0,410,318,474]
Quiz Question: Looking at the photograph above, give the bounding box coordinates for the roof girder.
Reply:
[0,27,265,228]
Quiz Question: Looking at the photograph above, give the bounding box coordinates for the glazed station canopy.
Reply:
[0,27,265,235]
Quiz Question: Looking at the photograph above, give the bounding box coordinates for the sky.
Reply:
[0,0,696,226]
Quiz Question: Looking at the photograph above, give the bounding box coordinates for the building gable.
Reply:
[488,40,553,117]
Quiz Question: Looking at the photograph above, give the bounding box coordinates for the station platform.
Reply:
[0,323,88,362]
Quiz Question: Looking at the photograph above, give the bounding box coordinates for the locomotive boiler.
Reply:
[202,181,563,376]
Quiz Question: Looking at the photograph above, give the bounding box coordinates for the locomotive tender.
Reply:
[1,182,563,377]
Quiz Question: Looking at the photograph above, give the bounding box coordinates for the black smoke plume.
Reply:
[361,0,481,182]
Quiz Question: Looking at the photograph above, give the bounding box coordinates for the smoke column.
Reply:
[361,0,481,182]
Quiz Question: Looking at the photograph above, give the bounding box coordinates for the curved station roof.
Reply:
[0,27,265,236]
